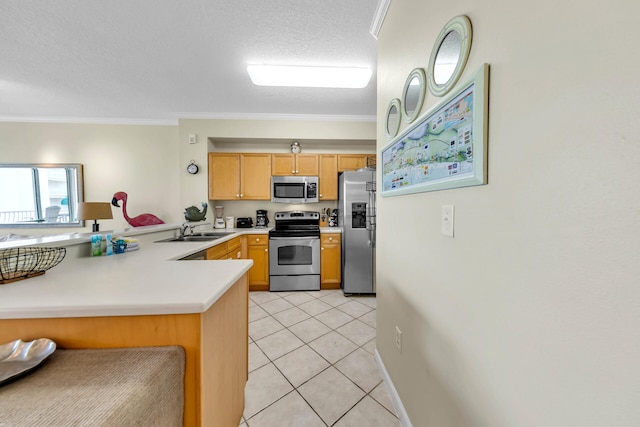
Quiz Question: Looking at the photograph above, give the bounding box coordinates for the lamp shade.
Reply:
[78,202,113,220]
[78,202,113,232]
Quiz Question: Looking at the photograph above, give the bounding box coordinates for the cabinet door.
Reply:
[206,243,228,260]
[208,153,240,200]
[295,154,319,175]
[271,154,296,176]
[240,154,272,200]
[247,235,269,291]
[227,237,242,259]
[318,154,338,200]
[272,154,318,175]
[337,154,367,172]
[320,234,342,289]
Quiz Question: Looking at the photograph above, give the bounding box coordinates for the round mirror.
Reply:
[385,98,401,139]
[401,68,426,123]
[427,15,472,97]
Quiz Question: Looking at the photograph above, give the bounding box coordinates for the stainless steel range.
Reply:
[269,211,321,291]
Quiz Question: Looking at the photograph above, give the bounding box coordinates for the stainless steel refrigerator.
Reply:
[338,169,376,294]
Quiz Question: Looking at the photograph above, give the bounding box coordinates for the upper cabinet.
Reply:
[209,152,373,201]
[208,153,271,200]
[337,154,376,172]
[318,154,338,201]
[271,154,319,176]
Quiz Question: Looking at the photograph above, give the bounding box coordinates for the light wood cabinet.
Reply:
[208,153,271,200]
[319,154,338,200]
[206,237,242,260]
[246,234,269,291]
[337,154,376,172]
[271,153,319,176]
[321,233,341,289]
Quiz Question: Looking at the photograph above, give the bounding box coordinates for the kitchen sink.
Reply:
[190,232,235,237]
[154,231,234,243]
[155,235,222,243]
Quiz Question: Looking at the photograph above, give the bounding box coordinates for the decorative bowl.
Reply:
[0,338,57,385]
[0,247,66,284]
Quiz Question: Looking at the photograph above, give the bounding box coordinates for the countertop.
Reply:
[0,224,342,320]
[0,227,254,320]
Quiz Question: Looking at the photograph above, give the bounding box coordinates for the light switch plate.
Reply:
[441,205,454,237]
[188,134,197,144]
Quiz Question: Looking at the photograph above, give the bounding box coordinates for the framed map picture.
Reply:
[381,64,489,196]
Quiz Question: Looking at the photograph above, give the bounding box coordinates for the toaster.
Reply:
[236,217,253,228]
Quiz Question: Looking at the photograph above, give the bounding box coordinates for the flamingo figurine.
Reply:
[111,191,165,227]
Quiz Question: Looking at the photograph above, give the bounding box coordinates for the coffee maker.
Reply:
[214,205,225,229]
[256,210,269,228]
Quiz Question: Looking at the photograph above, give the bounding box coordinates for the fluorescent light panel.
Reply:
[247,65,372,88]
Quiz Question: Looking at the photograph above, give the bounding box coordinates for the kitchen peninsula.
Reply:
[0,227,253,426]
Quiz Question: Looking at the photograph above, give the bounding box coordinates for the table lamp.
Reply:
[78,202,113,232]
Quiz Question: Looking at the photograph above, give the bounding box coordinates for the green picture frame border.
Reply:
[380,63,489,197]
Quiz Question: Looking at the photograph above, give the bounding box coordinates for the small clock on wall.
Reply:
[187,160,199,174]
[290,141,301,154]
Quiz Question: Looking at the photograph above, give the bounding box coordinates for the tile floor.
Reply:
[241,289,400,426]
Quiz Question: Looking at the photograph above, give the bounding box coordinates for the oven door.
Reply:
[269,237,320,276]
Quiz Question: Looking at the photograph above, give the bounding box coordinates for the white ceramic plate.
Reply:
[0,338,56,385]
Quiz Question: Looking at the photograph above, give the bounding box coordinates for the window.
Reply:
[0,164,84,228]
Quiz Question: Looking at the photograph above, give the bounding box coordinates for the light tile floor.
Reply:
[241,289,400,427]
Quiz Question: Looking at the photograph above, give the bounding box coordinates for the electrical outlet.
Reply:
[395,326,402,353]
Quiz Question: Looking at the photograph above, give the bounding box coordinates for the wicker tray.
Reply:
[0,247,66,284]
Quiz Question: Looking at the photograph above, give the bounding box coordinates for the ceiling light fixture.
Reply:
[247,65,372,89]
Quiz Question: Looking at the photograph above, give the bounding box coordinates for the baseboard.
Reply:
[374,348,413,427]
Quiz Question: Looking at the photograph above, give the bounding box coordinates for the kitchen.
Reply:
[0,123,385,426]
[4,0,634,426]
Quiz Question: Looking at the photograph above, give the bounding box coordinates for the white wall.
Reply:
[0,122,181,233]
[0,118,375,233]
[376,1,640,426]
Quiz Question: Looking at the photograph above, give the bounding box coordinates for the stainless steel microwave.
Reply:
[271,176,319,203]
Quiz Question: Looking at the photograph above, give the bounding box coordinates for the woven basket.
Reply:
[0,247,66,284]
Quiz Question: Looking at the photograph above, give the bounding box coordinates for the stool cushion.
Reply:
[0,346,185,426]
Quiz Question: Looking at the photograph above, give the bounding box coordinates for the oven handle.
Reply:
[269,236,320,240]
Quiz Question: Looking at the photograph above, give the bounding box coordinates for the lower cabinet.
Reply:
[320,233,341,289]
[245,234,269,291]
[206,237,242,260]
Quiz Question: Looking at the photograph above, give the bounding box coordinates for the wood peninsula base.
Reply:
[0,274,249,427]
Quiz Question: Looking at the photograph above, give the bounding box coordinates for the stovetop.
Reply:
[269,211,320,238]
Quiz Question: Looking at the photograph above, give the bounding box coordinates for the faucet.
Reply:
[179,222,195,238]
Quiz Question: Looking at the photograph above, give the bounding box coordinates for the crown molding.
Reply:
[0,116,178,126]
[370,0,392,39]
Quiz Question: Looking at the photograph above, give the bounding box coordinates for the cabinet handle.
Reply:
[265,248,268,252]
[321,247,324,250]
[256,238,260,242]
[329,237,332,241]
[319,194,323,198]
[240,193,243,198]
[236,194,240,198]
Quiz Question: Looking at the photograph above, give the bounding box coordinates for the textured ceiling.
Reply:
[0,0,378,123]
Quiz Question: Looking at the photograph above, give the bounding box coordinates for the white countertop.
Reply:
[0,224,342,320]
[0,226,257,320]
